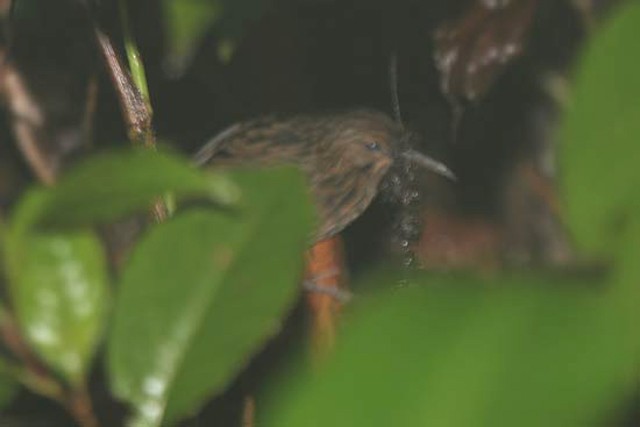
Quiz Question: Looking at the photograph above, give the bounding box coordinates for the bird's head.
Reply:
[315,109,455,182]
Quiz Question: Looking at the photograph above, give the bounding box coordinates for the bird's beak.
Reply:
[401,150,456,181]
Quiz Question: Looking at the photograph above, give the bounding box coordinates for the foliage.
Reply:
[162,0,269,68]
[0,151,314,425]
[264,3,640,426]
[0,1,639,427]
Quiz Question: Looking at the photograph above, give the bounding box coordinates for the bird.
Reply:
[194,109,454,242]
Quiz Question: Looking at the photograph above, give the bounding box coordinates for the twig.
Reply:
[1,308,101,426]
[118,0,151,108]
[93,26,168,222]
[1,61,58,184]
[0,308,50,380]
[93,28,153,147]
[0,310,66,409]
[67,386,100,427]
[242,395,256,427]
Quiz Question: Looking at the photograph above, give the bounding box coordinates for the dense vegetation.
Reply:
[0,1,639,426]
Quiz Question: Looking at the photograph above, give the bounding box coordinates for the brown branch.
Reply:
[1,309,101,426]
[242,395,256,427]
[0,309,51,380]
[93,26,167,222]
[93,28,153,147]
[0,7,99,186]
[1,63,101,186]
[67,386,100,427]
[1,62,59,185]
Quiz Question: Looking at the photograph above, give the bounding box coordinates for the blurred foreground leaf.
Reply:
[11,149,238,232]
[6,231,109,386]
[559,3,640,255]
[162,0,221,66]
[266,274,639,427]
[162,0,270,69]
[108,167,314,426]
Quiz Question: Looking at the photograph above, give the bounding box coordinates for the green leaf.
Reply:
[266,274,639,427]
[6,231,110,386]
[559,3,640,254]
[108,167,314,427]
[120,0,151,104]
[162,0,272,70]
[162,0,221,66]
[11,149,238,233]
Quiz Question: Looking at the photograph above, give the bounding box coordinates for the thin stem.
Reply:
[0,308,66,401]
[242,395,256,427]
[93,25,169,221]
[0,308,49,379]
[94,28,152,145]
[67,385,100,427]
[0,308,100,426]
[117,1,175,220]
[118,0,151,108]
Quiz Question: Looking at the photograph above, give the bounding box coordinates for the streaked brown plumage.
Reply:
[194,109,453,241]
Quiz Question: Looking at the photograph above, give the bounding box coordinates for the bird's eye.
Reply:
[365,141,381,152]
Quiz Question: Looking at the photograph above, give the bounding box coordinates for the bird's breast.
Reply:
[310,159,391,240]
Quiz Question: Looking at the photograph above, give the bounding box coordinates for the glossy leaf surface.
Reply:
[108,167,313,426]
